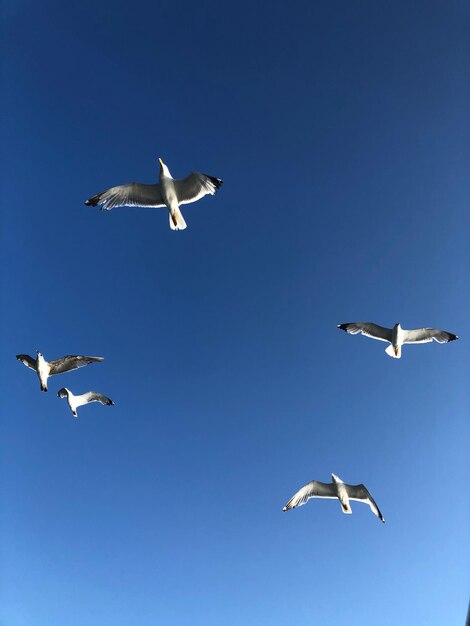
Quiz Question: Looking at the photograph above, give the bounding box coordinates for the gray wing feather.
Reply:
[49,356,104,375]
[283,480,337,511]
[346,483,385,522]
[85,183,165,211]
[403,328,459,344]
[16,354,37,371]
[338,322,392,342]
[83,391,114,406]
[173,172,223,205]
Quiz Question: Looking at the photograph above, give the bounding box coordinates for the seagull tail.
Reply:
[385,344,401,358]
[169,207,187,231]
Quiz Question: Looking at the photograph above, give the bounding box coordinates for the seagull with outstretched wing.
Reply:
[338,322,458,358]
[16,351,104,392]
[57,387,114,417]
[283,473,384,523]
[85,157,223,231]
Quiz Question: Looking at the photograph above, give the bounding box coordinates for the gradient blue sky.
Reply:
[2,1,469,624]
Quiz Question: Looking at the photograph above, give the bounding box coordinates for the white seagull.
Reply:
[283,473,385,522]
[16,352,104,392]
[85,157,223,230]
[57,387,114,417]
[338,322,458,358]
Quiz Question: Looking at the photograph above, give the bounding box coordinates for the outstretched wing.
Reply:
[283,480,337,511]
[346,483,385,522]
[16,354,37,371]
[338,322,392,343]
[85,183,165,211]
[402,328,459,344]
[174,172,223,206]
[82,391,114,406]
[49,356,104,375]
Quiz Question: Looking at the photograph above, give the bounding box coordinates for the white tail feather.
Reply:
[169,207,187,231]
[385,344,401,358]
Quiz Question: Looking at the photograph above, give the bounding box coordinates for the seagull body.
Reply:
[57,387,114,417]
[338,322,458,358]
[283,473,384,522]
[85,157,223,231]
[16,352,104,392]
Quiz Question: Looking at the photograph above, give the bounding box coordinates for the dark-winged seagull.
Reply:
[85,157,223,231]
[57,387,114,417]
[16,352,104,392]
[338,322,458,359]
[283,473,384,522]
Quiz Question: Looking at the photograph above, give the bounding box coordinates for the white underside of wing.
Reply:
[298,494,338,507]
[177,187,209,205]
[74,394,90,407]
[403,338,433,344]
[361,331,390,343]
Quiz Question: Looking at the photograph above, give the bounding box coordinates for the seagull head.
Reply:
[158,157,171,178]
[57,387,69,398]
[331,473,343,483]
[36,350,43,357]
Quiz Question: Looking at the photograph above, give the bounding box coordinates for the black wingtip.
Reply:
[447,333,459,342]
[338,324,348,332]
[85,194,101,207]
[204,174,223,190]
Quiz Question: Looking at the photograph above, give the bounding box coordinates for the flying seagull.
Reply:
[57,387,114,417]
[16,352,104,392]
[85,157,223,231]
[338,322,458,358]
[283,473,384,522]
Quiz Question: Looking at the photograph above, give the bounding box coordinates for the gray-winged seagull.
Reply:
[57,387,114,417]
[16,352,104,392]
[338,322,458,358]
[283,473,385,522]
[85,157,223,231]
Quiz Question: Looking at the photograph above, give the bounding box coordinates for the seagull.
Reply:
[85,157,223,231]
[16,352,104,392]
[338,322,459,358]
[57,387,114,417]
[283,473,385,522]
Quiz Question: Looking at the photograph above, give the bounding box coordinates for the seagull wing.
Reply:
[173,172,223,206]
[81,391,114,406]
[49,356,104,375]
[16,354,37,371]
[402,328,459,344]
[346,483,385,522]
[85,183,165,211]
[283,480,337,511]
[338,322,392,342]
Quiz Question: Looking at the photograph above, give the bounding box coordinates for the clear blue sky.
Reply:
[2,1,469,624]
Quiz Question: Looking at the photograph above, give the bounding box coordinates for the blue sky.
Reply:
[1,1,469,624]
